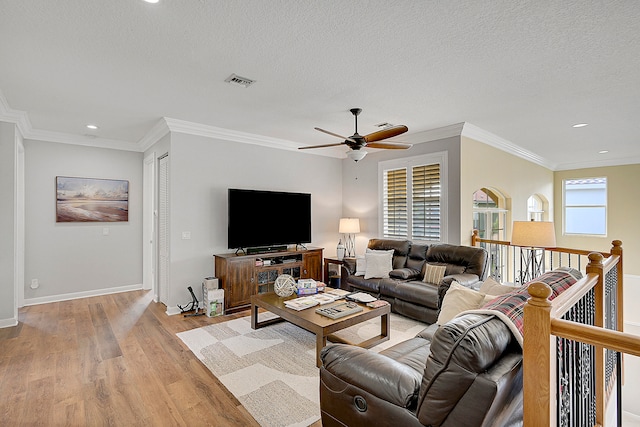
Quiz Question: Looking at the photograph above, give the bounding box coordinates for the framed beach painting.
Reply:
[56,176,129,222]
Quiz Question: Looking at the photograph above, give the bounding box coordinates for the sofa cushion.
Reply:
[368,239,411,270]
[348,275,397,295]
[416,313,513,425]
[437,281,489,324]
[389,267,421,280]
[379,337,432,374]
[422,263,447,284]
[381,280,439,309]
[426,243,489,280]
[364,250,394,279]
[479,277,517,295]
[424,262,466,277]
[406,243,429,272]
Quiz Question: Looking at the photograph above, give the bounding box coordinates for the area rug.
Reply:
[177,313,426,427]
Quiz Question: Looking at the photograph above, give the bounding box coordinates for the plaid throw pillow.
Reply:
[423,263,447,284]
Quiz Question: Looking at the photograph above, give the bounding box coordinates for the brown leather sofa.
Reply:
[320,312,523,427]
[342,239,489,324]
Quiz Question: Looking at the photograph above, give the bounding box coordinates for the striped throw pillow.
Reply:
[423,263,447,285]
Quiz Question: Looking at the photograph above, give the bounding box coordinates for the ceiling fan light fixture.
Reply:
[347,149,367,162]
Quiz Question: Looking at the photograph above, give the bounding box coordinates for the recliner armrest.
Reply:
[320,344,422,408]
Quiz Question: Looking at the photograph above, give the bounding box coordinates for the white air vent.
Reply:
[374,122,394,128]
[225,73,256,88]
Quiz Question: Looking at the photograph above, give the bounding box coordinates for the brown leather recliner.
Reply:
[319,313,523,427]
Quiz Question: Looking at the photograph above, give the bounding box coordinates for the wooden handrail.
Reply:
[523,240,625,427]
[551,319,640,357]
[550,272,599,318]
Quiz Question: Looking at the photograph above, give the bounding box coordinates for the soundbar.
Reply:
[246,245,288,255]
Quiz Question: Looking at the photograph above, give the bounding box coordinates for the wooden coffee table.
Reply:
[250,291,390,367]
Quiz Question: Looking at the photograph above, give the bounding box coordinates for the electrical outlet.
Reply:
[30,279,39,289]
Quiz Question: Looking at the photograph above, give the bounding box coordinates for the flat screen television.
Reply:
[227,188,311,250]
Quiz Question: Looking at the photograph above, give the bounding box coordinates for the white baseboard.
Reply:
[0,317,18,329]
[166,305,182,316]
[23,283,144,306]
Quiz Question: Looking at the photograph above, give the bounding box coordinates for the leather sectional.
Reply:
[341,239,489,324]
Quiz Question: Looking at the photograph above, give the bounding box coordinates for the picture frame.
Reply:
[56,176,129,222]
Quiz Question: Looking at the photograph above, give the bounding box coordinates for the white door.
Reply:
[158,154,169,305]
[143,153,156,294]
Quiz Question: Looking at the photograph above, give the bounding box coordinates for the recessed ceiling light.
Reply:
[598,150,609,154]
[572,123,588,128]
[143,0,159,3]
[86,124,99,130]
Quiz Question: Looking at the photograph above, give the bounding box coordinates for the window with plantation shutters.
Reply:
[412,163,441,240]
[379,152,448,242]
[383,168,407,238]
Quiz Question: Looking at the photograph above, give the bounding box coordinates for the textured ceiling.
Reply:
[1,0,639,170]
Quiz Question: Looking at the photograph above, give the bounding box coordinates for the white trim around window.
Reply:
[378,151,448,243]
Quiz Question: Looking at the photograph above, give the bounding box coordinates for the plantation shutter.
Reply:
[383,168,407,238]
[412,163,441,240]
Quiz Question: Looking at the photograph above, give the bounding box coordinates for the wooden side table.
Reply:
[323,257,355,283]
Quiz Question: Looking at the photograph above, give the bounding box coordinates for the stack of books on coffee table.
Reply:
[284,293,337,310]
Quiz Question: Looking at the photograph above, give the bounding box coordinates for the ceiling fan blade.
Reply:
[314,127,357,143]
[298,142,347,150]
[366,141,413,150]
[363,125,408,143]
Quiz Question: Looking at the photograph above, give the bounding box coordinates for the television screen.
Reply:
[228,189,311,250]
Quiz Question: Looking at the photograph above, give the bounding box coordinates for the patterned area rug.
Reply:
[177,312,426,427]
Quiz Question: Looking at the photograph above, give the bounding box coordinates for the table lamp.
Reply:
[339,218,360,257]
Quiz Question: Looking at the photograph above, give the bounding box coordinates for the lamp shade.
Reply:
[511,221,556,248]
[339,218,360,234]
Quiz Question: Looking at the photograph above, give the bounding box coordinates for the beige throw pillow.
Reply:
[364,251,393,279]
[437,281,486,324]
[423,263,447,285]
[479,276,517,295]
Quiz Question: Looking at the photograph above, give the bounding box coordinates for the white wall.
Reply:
[146,132,343,310]
[342,133,461,250]
[0,121,17,325]
[23,140,143,303]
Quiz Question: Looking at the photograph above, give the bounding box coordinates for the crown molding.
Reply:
[407,122,465,143]
[162,117,343,158]
[553,154,640,171]
[4,87,635,170]
[0,90,31,137]
[164,117,299,150]
[0,91,141,152]
[24,128,141,151]
[461,122,556,170]
[138,118,170,152]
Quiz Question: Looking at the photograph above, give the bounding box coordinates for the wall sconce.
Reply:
[339,218,360,257]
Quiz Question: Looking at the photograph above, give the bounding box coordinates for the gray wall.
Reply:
[24,140,143,301]
[342,133,462,252]
[0,121,16,324]
[147,132,343,310]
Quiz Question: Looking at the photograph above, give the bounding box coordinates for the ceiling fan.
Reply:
[299,108,412,161]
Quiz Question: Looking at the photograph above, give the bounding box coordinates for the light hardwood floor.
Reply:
[0,289,322,426]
